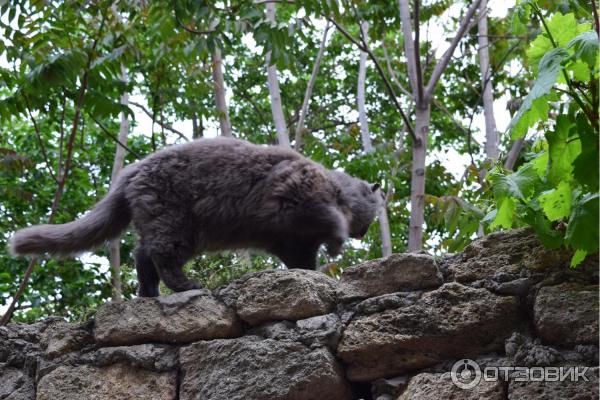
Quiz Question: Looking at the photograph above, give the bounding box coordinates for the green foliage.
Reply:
[485,1,599,267]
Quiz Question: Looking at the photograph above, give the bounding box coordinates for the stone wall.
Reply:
[1,229,598,400]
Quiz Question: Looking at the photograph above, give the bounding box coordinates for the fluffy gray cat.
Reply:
[10,137,384,297]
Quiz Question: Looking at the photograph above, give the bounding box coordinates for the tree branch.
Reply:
[295,21,331,151]
[172,1,217,36]
[129,101,189,142]
[397,0,419,97]
[413,0,424,102]
[265,1,290,147]
[504,138,524,171]
[23,95,58,184]
[592,0,600,37]
[424,0,482,100]
[381,40,413,98]
[329,18,417,142]
[89,113,141,159]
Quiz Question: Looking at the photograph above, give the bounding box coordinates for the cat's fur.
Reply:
[10,137,384,296]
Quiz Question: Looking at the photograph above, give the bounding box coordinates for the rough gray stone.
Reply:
[87,343,178,371]
[337,253,442,301]
[40,319,93,358]
[249,313,342,350]
[94,289,242,346]
[505,332,563,367]
[534,283,599,346]
[338,282,521,381]
[36,363,177,400]
[219,269,337,325]
[0,365,34,400]
[179,337,351,400]
[355,291,422,315]
[295,313,343,349]
[450,228,567,284]
[0,322,50,376]
[508,367,598,400]
[397,372,506,400]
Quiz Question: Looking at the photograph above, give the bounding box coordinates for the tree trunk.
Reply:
[265,3,290,147]
[398,0,481,251]
[191,99,203,139]
[108,66,129,302]
[356,21,392,256]
[477,0,499,161]
[407,104,430,252]
[504,138,524,170]
[294,22,330,151]
[357,21,372,153]
[379,208,393,257]
[211,47,232,137]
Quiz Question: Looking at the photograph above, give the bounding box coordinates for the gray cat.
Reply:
[10,137,384,297]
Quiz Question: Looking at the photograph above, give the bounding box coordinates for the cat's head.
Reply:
[331,171,385,239]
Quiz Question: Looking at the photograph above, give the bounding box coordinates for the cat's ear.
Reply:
[371,183,380,192]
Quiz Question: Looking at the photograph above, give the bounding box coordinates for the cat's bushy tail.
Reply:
[9,176,132,257]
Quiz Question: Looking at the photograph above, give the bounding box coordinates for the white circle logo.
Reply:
[451,358,482,389]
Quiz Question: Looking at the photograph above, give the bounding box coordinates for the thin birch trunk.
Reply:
[504,139,524,170]
[356,20,392,256]
[477,0,499,161]
[211,47,232,137]
[407,105,430,252]
[294,22,330,151]
[108,66,129,301]
[357,21,372,153]
[265,3,290,147]
[398,0,481,251]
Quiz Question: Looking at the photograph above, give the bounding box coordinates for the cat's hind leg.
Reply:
[150,251,200,293]
[270,240,319,270]
[134,244,160,297]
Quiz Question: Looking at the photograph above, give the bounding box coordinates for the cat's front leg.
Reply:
[325,236,345,257]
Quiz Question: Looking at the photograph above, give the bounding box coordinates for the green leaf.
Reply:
[523,205,564,248]
[538,180,571,221]
[546,115,581,184]
[491,197,515,229]
[564,59,590,82]
[572,114,599,191]
[570,249,587,268]
[532,150,548,177]
[490,162,539,201]
[567,30,599,69]
[526,12,578,69]
[565,193,599,253]
[508,48,569,139]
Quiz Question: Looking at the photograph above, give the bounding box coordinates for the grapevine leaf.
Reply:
[526,12,578,70]
[508,48,569,139]
[490,162,539,201]
[572,114,599,191]
[563,60,590,82]
[565,193,599,253]
[491,197,515,229]
[567,30,599,69]
[538,180,571,221]
[546,115,581,184]
[570,249,587,268]
[532,151,548,177]
[523,205,564,248]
